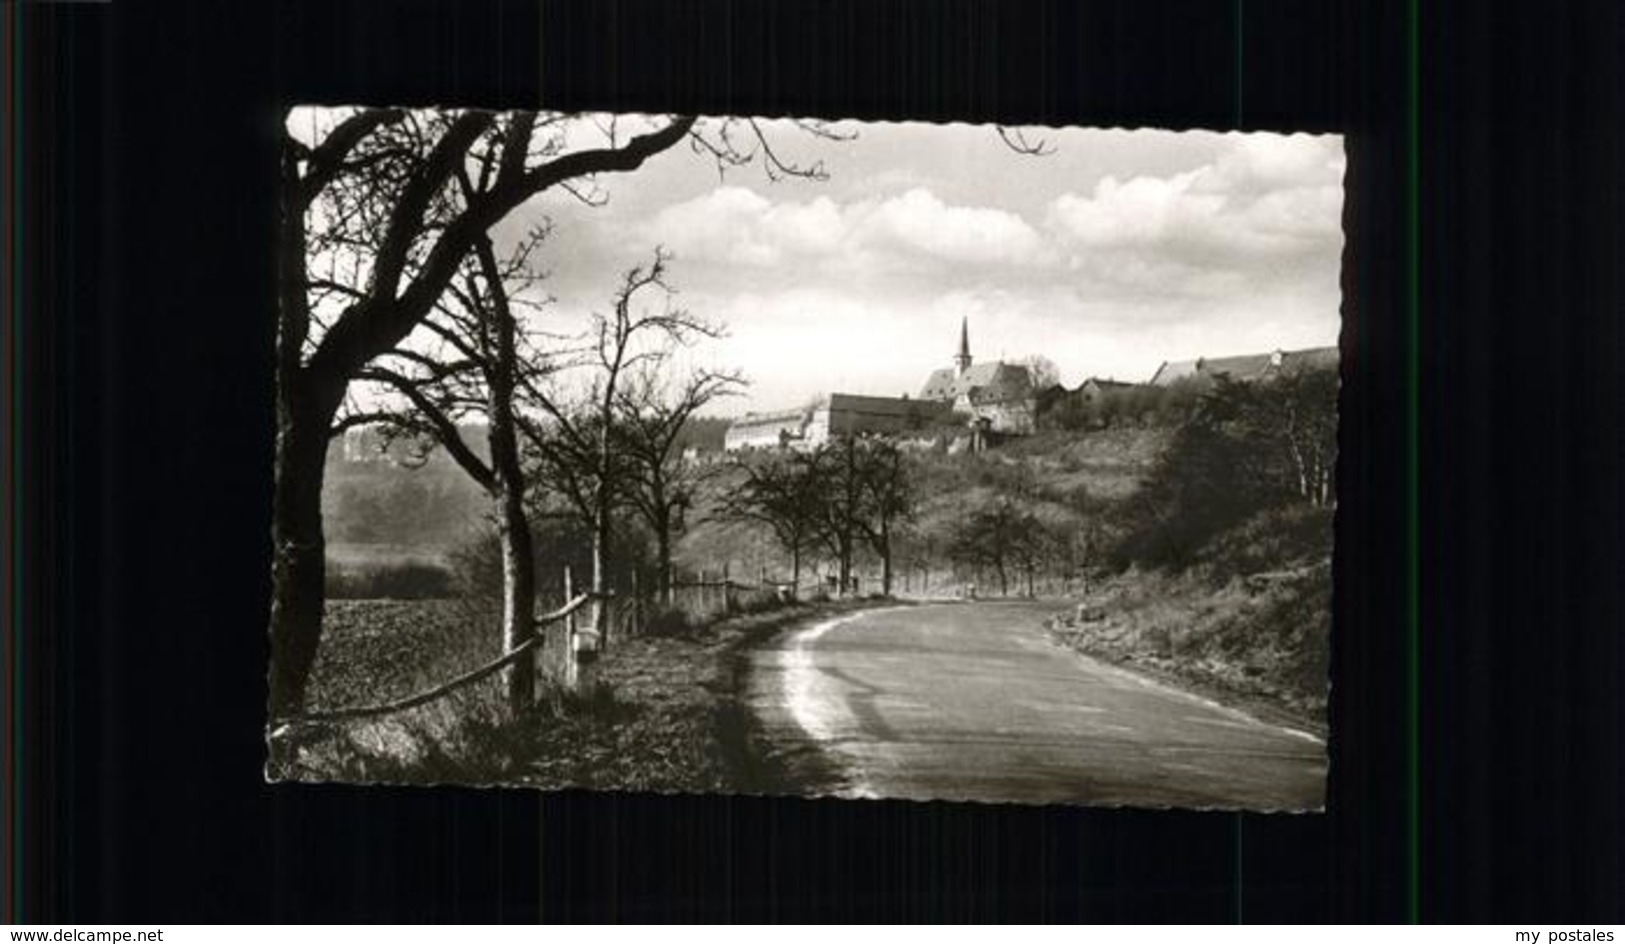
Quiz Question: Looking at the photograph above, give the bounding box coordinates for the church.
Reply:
[723,317,1037,452]
[917,317,1038,434]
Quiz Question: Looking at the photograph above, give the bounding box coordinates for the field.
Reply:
[324,543,458,599]
[271,593,866,791]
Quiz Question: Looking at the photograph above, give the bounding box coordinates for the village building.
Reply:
[1148,346,1340,387]
[1032,376,1147,429]
[803,393,947,446]
[1076,377,1142,402]
[722,407,813,452]
[917,317,1037,434]
[723,317,1044,451]
[723,394,948,452]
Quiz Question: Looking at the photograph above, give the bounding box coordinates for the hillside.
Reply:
[674,426,1168,594]
[679,421,1331,727]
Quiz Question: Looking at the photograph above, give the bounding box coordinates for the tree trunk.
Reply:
[267,378,341,719]
[491,412,534,714]
[879,520,893,596]
[497,495,536,713]
[655,514,674,605]
[837,534,852,596]
[790,544,801,597]
[483,236,536,713]
[591,498,610,643]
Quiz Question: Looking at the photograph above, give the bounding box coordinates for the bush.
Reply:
[1106,420,1271,572]
[1200,504,1334,585]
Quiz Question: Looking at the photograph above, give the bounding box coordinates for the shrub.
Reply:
[1200,504,1334,585]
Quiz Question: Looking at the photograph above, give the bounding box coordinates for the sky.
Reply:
[311,111,1345,417]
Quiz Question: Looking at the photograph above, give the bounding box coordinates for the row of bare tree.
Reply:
[721,437,913,597]
[271,108,849,719]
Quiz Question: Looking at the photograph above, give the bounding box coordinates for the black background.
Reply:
[13,0,1622,922]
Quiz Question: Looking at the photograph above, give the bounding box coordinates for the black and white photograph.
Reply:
[265,108,1341,811]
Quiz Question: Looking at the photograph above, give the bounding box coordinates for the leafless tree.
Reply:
[807,438,864,594]
[850,438,914,596]
[720,451,826,595]
[614,364,746,603]
[274,108,847,718]
[348,212,555,713]
[273,107,1051,717]
[1019,354,1062,390]
[1264,368,1339,507]
[515,249,724,648]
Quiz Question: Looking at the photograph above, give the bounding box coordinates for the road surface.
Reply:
[746,601,1326,809]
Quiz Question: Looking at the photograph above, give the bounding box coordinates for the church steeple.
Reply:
[954,316,973,377]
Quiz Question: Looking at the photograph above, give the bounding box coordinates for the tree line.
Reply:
[720,437,912,596]
[1109,368,1338,571]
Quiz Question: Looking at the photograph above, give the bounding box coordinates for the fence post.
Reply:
[723,562,732,612]
[563,565,576,688]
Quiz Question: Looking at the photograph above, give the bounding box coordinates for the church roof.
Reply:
[920,361,1034,403]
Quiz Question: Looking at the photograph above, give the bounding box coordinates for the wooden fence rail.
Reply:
[280,592,605,725]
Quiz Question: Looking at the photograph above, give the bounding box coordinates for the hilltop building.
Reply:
[723,407,814,452]
[917,317,1037,434]
[1077,377,1142,402]
[1032,376,1150,430]
[722,317,1046,452]
[724,394,949,453]
[804,394,947,444]
[1149,346,1340,387]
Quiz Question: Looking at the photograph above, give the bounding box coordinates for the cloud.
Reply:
[1045,133,1344,273]
[640,185,1051,275]
[856,188,1050,266]
[515,127,1344,414]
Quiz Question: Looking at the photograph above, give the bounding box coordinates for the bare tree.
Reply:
[348,214,554,713]
[515,249,722,648]
[720,452,825,595]
[808,438,863,594]
[850,438,914,596]
[274,108,847,718]
[1270,368,1339,507]
[948,501,1043,596]
[1020,354,1062,390]
[614,365,746,603]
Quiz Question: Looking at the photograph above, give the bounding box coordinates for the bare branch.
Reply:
[996,125,1056,156]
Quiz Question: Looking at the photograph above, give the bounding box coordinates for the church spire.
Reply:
[954,316,972,376]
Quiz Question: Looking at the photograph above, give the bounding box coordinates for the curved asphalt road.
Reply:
[747,601,1326,810]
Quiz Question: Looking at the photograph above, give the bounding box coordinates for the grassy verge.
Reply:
[268,596,879,792]
[1050,565,1330,736]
